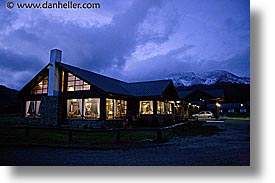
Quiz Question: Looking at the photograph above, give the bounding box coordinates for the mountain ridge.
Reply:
[166,70,250,87]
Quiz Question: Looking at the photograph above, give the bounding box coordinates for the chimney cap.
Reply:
[50,49,62,63]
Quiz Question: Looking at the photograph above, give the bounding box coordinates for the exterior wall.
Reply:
[66,119,123,129]
[21,117,42,125]
[67,119,104,128]
[40,96,59,126]
[21,96,59,126]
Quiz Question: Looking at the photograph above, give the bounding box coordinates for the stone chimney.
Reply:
[48,49,62,96]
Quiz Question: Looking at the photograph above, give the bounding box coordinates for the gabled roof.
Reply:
[121,80,173,97]
[57,62,130,95]
[201,89,224,98]
[178,88,224,99]
[19,61,178,98]
[58,62,176,98]
[18,65,50,97]
[177,90,194,99]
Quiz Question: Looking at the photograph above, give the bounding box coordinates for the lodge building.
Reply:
[18,49,180,128]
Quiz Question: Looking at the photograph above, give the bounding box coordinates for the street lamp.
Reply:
[215,102,221,119]
[216,102,221,107]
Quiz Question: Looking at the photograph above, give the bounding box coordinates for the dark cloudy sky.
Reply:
[0,0,250,90]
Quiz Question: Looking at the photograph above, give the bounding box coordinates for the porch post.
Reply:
[100,96,106,120]
[153,99,157,115]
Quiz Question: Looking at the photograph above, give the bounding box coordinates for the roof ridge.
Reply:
[57,62,126,83]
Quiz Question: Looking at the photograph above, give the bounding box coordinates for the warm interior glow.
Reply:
[139,101,153,115]
[157,101,174,115]
[67,73,90,91]
[31,76,48,94]
[106,98,127,120]
[67,98,100,119]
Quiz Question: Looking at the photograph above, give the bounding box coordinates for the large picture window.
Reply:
[139,101,153,115]
[67,73,90,91]
[67,99,82,119]
[25,101,41,117]
[106,99,127,120]
[67,98,100,119]
[31,76,48,94]
[157,101,174,115]
[84,98,100,119]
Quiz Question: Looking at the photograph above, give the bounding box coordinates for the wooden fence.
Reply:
[0,122,187,142]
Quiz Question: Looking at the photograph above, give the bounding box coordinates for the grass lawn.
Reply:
[0,127,173,146]
[0,115,224,148]
[0,115,21,126]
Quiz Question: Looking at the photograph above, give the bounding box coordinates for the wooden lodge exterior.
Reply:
[18,49,180,128]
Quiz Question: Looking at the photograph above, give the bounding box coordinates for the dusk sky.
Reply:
[0,0,250,90]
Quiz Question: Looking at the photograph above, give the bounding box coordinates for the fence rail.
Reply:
[0,122,187,142]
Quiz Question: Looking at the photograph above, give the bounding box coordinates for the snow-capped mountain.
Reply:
[166,70,250,87]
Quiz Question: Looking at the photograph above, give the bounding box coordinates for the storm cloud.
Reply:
[0,0,250,90]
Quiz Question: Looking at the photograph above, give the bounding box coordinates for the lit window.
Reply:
[67,73,90,91]
[25,101,41,117]
[228,109,234,113]
[157,101,174,114]
[31,76,48,94]
[240,108,246,113]
[67,98,100,119]
[61,71,65,92]
[67,99,82,119]
[106,99,127,120]
[139,101,153,115]
[84,98,100,119]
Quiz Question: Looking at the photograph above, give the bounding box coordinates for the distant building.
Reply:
[177,88,224,118]
[207,102,250,116]
[18,49,179,128]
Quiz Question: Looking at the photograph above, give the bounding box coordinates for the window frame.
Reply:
[31,76,48,94]
[106,98,127,120]
[66,73,90,92]
[139,101,153,115]
[67,98,100,120]
[25,100,41,118]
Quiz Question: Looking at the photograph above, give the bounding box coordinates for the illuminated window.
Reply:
[67,98,100,119]
[25,101,41,117]
[61,71,65,92]
[157,101,165,114]
[67,73,90,91]
[139,101,153,115]
[160,101,174,114]
[228,109,234,113]
[67,99,82,119]
[240,108,246,113]
[106,99,127,120]
[84,98,100,119]
[31,76,48,94]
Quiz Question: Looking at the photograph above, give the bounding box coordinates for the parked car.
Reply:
[191,111,214,119]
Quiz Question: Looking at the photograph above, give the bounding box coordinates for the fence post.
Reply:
[157,129,162,141]
[25,128,30,137]
[116,131,120,142]
[68,130,72,141]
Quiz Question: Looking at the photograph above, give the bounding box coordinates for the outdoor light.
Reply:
[241,103,244,107]
[188,103,191,105]
[216,102,221,107]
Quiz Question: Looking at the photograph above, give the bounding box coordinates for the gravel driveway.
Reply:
[0,120,249,166]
